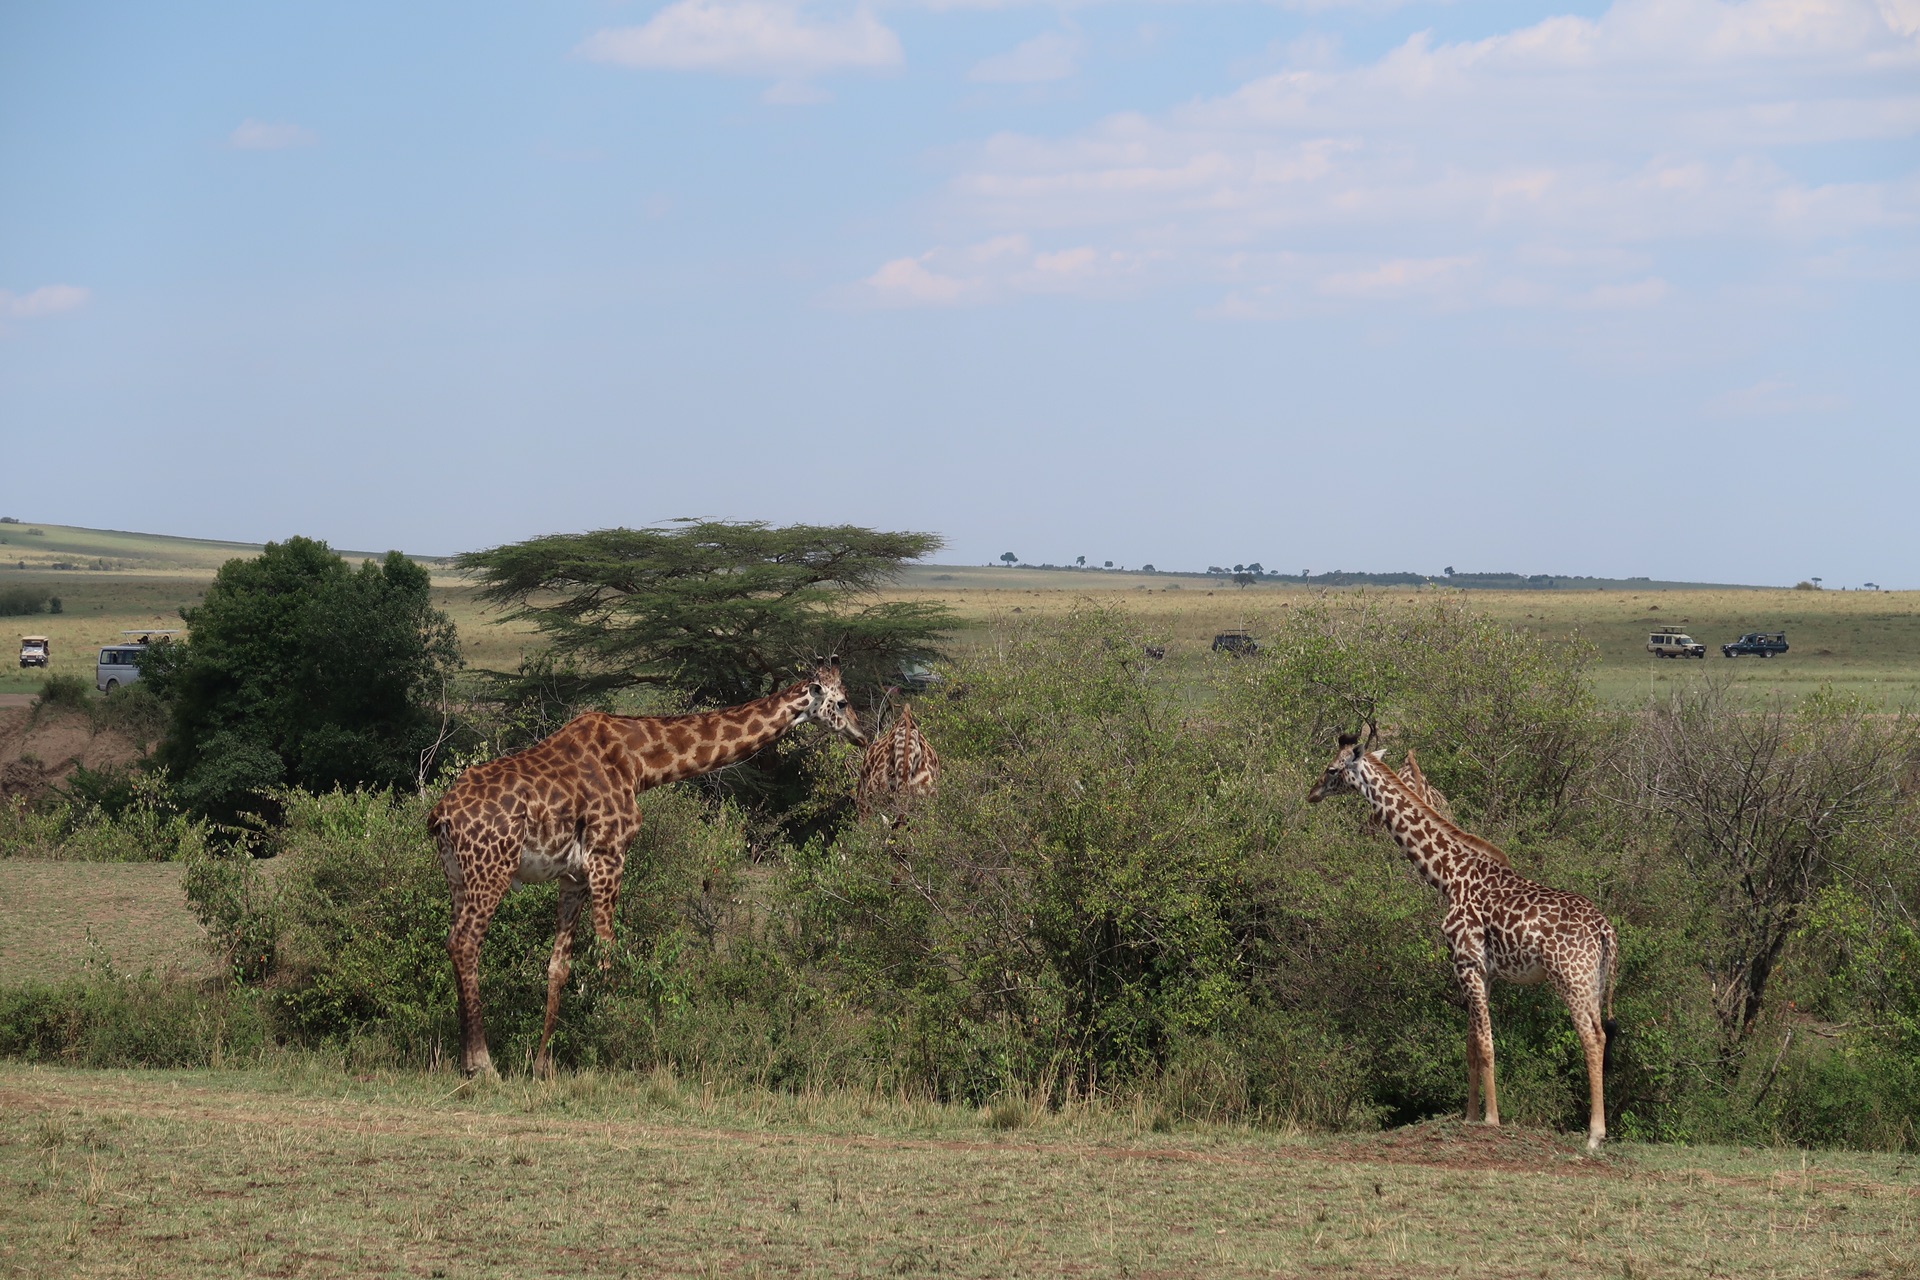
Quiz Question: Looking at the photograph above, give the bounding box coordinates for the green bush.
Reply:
[0,770,211,862]
[0,974,269,1068]
[33,673,89,712]
[6,600,1917,1151]
[0,585,48,616]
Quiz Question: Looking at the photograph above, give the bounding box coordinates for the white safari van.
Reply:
[95,631,179,692]
[96,643,146,692]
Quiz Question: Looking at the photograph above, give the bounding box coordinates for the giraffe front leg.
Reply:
[533,880,590,1080]
[587,844,628,973]
[1465,1024,1483,1123]
[1460,969,1499,1127]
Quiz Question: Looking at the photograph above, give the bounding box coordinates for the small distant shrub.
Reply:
[48,596,62,614]
[34,674,90,713]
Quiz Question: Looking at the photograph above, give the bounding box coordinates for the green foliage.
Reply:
[0,585,49,616]
[32,674,89,712]
[0,973,269,1068]
[1211,594,1598,829]
[455,520,951,708]
[9,600,1920,1151]
[146,538,462,821]
[791,606,1246,1098]
[1,770,211,862]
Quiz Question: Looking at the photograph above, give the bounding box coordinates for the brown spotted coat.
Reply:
[430,662,864,1079]
[856,702,939,824]
[1310,735,1618,1149]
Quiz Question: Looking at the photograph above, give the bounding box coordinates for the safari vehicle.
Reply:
[18,636,49,669]
[1212,630,1260,656]
[895,661,942,694]
[1723,632,1788,658]
[1646,630,1706,658]
[96,630,179,692]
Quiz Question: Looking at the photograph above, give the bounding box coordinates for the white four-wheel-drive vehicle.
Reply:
[19,636,50,669]
[1646,631,1707,658]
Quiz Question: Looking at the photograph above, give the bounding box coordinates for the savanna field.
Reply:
[4,524,1920,1278]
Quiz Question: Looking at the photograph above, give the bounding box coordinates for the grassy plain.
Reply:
[4,523,1917,705]
[0,864,212,986]
[3,1063,1917,1279]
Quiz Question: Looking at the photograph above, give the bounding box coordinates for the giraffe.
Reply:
[856,690,940,825]
[1367,747,1510,869]
[429,658,866,1080]
[1309,732,1618,1149]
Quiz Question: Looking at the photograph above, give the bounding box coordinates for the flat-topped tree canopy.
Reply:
[456,520,951,708]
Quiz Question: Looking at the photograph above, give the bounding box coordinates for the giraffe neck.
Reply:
[1351,755,1473,897]
[611,681,812,787]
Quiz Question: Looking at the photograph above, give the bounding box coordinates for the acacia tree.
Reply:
[455,521,950,710]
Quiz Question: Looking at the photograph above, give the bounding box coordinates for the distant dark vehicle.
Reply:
[1646,631,1706,659]
[1211,630,1259,656]
[19,635,49,668]
[1723,632,1788,658]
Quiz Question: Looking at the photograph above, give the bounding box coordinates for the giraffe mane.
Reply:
[1363,752,1512,869]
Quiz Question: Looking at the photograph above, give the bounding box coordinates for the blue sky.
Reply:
[1,0,1915,584]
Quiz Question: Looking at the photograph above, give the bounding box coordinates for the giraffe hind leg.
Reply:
[447,866,508,1081]
[1461,970,1499,1126]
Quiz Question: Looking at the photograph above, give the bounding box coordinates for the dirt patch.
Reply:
[1341,1117,1617,1175]
[0,705,145,801]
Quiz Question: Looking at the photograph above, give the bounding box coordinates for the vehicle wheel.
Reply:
[105,680,118,693]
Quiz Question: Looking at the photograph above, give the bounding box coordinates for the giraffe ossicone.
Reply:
[429,660,865,1080]
[1310,732,1618,1150]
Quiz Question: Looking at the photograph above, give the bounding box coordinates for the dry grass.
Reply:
[7,549,1919,707]
[1,1063,1916,1278]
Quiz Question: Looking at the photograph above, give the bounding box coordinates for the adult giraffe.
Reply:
[430,658,866,1079]
[1309,732,1618,1149]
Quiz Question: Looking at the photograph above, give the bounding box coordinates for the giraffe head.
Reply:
[1307,731,1372,803]
[795,655,867,744]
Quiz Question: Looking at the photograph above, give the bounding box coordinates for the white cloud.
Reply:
[1708,377,1850,415]
[1318,255,1477,298]
[0,285,89,319]
[579,2,901,78]
[859,235,1147,304]
[969,30,1081,83]
[865,0,1920,310]
[228,120,316,151]
[764,79,834,103]
[864,255,979,305]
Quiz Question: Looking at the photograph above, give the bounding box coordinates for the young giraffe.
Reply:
[856,691,940,825]
[1309,733,1618,1148]
[429,658,865,1079]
